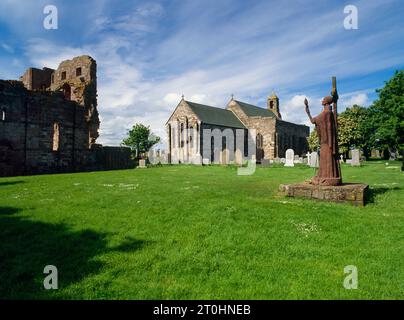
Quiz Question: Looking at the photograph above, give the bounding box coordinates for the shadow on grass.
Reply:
[0,181,25,187]
[366,186,402,204]
[0,206,146,299]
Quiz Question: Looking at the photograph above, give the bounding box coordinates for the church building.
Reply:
[165,93,309,164]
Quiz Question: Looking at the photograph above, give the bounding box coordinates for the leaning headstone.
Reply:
[389,151,397,161]
[310,151,319,168]
[285,149,295,167]
[138,159,147,168]
[351,149,360,166]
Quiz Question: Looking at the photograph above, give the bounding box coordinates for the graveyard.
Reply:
[0,160,403,299]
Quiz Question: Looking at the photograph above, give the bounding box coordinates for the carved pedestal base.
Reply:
[279,182,369,206]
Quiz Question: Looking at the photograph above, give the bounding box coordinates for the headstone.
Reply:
[303,157,308,165]
[294,155,299,161]
[389,151,397,161]
[285,149,294,167]
[310,151,319,168]
[138,159,146,168]
[274,157,281,164]
[192,154,202,165]
[306,152,311,166]
[280,158,286,164]
[202,158,210,165]
[234,149,243,166]
[351,149,360,166]
[340,154,344,163]
[220,150,229,165]
[261,159,270,167]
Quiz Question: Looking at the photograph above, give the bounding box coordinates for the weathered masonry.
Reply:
[165,93,309,164]
[0,56,133,177]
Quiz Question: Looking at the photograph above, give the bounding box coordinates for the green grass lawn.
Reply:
[0,161,403,299]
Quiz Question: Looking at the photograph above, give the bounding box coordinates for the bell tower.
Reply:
[267,91,281,119]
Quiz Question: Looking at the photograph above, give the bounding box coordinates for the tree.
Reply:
[122,123,160,159]
[307,130,319,152]
[368,70,404,161]
[337,105,369,158]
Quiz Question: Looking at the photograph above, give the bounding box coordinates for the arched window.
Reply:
[52,123,60,151]
[211,136,214,162]
[1,108,5,121]
[256,133,263,149]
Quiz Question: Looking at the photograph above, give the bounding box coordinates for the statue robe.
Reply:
[312,107,342,186]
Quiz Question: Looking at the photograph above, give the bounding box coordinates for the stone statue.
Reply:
[304,77,342,186]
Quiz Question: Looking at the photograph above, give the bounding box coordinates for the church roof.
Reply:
[234,100,276,118]
[185,101,246,129]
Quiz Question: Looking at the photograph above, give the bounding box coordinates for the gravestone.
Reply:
[306,152,311,166]
[234,149,243,166]
[351,149,360,166]
[220,150,229,165]
[280,158,286,164]
[310,151,319,168]
[261,159,270,167]
[138,159,146,168]
[274,157,281,164]
[340,154,344,163]
[285,149,294,167]
[192,154,202,165]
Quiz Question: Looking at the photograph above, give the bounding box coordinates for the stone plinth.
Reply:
[279,183,369,206]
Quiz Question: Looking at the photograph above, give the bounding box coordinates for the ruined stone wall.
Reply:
[0,80,95,176]
[20,68,55,91]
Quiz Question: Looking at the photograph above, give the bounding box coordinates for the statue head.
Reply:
[321,96,333,107]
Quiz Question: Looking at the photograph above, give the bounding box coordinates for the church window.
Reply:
[52,123,60,151]
[211,136,214,162]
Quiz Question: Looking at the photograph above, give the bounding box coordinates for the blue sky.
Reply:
[0,0,403,145]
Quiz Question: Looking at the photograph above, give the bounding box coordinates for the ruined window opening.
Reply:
[51,74,54,84]
[61,71,66,80]
[76,67,82,77]
[1,108,5,121]
[270,101,274,108]
[61,83,71,100]
[222,136,226,151]
[52,123,60,151]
